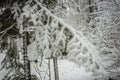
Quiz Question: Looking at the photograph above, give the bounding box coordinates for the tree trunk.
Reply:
[23,20,31,80]
[88,0,96,28]
[88,0,94,13]
[48,59,51,80]
[53,57,59,80]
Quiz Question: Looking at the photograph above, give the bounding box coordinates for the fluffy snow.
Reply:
[58,60,93,80]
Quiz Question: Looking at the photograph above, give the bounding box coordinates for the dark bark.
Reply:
[53,57,59,80]
[88,0,96,28]
[89,0,94,13]
[23,20,31,80]
[48,59,51,80]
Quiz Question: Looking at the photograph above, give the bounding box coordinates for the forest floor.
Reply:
[0,53,93,80]
[30,58,93,80]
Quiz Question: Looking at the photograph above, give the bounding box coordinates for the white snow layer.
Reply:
[31,59,93,80]
[58,60,93,80]
[0,53,93,80]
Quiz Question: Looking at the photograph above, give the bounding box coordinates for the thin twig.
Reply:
[34,64,43,80]
[0,23,15,34]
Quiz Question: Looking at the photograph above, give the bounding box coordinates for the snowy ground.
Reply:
[58,60,93,80]
[0,53,93,80]
[31,59,93,80]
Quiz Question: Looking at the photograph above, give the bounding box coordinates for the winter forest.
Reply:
[0,0,120,80]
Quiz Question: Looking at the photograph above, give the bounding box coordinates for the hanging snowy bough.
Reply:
[16,0,112,77]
